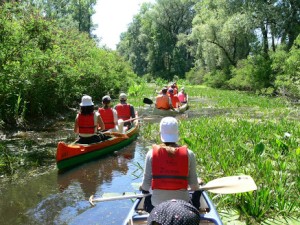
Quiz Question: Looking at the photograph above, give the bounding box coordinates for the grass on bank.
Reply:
[139,84,299,224]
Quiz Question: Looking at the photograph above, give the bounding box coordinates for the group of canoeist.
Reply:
[155,82,188,111]
[74,89,198,224]
[74,93,136,144]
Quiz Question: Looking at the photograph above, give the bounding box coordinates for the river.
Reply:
[0,138,149,225]
[0,104,161,225]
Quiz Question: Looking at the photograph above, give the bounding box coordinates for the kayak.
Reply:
[56,122,139,171]
[152,103,189,116]
[123,191,223,225]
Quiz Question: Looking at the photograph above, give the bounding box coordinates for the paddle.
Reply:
[118,117,143,124]
[89,175,257,205]
[143,98,153,105]
[89,193,150,206]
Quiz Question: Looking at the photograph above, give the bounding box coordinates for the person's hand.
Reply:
[198,178,204,185]
[139,186,149,194]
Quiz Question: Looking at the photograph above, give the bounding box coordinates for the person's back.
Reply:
[178,87,187,103]
[74,95,105,144]
[140,117,199,210]
[168,88,181,108]
[114,93,135,129]
[98,95,118,132]
[155,87,173,110]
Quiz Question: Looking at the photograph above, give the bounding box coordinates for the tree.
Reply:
[118,0,195,80]
[26,0,97,35]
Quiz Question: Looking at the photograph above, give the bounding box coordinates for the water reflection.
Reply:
[57,149,134,198]
[25,142,145,225]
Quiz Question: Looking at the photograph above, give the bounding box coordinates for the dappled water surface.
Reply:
[0,140,149,225]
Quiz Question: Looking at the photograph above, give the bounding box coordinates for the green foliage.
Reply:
[203,70,229,88]
[185,67,205,85]
[271,35,300,100]
[139,84,299,223]
[0,3,137,126]
[118,0,195,79]
[228,55,272,92]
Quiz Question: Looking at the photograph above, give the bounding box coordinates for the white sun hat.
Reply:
[119,93,127,100]
[160,117,179,143]
[80,95,94,106]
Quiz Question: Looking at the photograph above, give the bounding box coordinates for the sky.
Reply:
[92,0,155,50]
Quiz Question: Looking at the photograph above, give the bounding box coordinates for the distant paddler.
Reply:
[155,87,174,110]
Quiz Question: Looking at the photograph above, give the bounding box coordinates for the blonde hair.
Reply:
[158,143,179,156]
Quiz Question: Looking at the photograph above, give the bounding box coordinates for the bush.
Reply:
[272,35,300,100]
[228,55,272,92]
[0,3,137,126]
[203,70,228,88]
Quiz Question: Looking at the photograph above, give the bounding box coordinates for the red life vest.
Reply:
[78,113,96,134]
[169,94,180,108]
[115,104,131,120]
[151,145,189,190]
[98,108,115,129]
[156,95,170,109]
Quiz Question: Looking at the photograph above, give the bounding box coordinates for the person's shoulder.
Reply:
[187,148,196,156]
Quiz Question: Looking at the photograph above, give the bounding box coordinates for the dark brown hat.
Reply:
[147,199,200,225]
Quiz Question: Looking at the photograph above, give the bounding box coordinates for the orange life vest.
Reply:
[151,145,189,190]
[98,108,115,129]
[115,103,131,120]
[78,113,96,134]
[156,95,170,110]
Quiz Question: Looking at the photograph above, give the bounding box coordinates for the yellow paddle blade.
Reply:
[201,175,257,194]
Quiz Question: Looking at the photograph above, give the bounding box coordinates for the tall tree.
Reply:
[26,0,96,34]
[118,0,195,80]
[190,0,255,72]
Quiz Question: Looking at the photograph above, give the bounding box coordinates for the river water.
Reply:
[0,137,149,225]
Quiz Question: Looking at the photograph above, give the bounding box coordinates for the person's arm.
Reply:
[96,112,105,130]
[188,149,200,191]
[112,109,118,125]
[74,114,79,133]
[130,105,135,118]
[168,97,174,110]
[140,150,153,191]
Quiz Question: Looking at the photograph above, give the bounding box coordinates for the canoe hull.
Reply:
[123,191,223,225]
[56,124,139,171]
[153,103,188,116]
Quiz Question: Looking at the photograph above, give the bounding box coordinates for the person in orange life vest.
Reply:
[74,95,105,144]
[98,95,118,132]
[139,117,199,212]
[155,87,174,110]
[178,87,188,103]
[168,88,181,108]
[114,93,135,129]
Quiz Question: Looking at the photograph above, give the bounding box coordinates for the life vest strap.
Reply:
[153,175,188,180]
